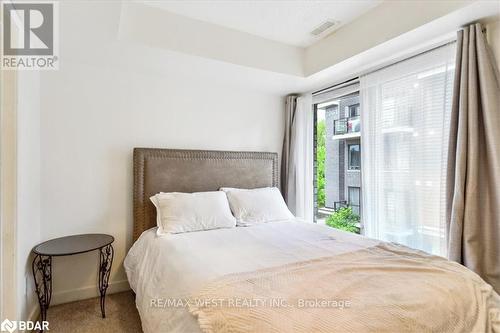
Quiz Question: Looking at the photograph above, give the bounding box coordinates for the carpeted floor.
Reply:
[43,291,142,332]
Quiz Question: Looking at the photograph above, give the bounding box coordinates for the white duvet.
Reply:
[124,219,380,333]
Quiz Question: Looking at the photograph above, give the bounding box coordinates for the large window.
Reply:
[360,43,456,256]
[313,43,455,256]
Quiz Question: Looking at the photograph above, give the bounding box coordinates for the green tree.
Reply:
[316,120,326,207]
[326,207,360,234]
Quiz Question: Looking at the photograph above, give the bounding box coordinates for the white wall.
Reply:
[33,1,287,309]
[119,3,304,76]
[16,63,41,322]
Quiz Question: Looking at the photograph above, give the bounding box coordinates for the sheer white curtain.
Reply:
[360,43,456,256]
[287,94,314,222]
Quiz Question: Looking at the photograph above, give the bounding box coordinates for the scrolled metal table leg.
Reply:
[98,244,114,318]
[32,254,52,329]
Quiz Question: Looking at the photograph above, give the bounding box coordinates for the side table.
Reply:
[31,234,114,326]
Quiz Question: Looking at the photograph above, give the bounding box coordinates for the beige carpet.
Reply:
[44,291,142,332]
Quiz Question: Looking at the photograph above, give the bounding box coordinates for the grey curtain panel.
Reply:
[281,95,298,204]
[446,23,500,292]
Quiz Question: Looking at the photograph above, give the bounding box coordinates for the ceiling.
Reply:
[142,0,382,47]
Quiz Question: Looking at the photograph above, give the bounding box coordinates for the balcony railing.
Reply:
[333,201,348,211]
[334,116,360,136]
[334,201,361,216]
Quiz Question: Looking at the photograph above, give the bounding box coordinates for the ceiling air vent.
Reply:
[310,20,339,37]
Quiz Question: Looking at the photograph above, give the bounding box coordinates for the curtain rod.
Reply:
[312,38,456,97]
[360,39,456,77]
[312,77,359,96]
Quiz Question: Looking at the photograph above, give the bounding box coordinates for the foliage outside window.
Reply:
[326,207,360,234]
[316,120,326,207]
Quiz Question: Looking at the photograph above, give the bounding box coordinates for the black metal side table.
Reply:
[32,234,114,325]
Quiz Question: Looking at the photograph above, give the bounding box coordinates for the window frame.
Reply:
[312,81,360,223]
[348,186,361,215]
[348,103,360,117]
[348,143,361,171]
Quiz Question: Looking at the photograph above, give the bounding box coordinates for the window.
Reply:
[313,43,455,255]
[348,144,360,170]
[348,103,360,117]
[348,187,360,215]
[360,43,455,256]
[335,102,360,136]
[314,87,362,227]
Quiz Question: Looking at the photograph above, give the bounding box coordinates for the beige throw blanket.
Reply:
[189,243,500,333]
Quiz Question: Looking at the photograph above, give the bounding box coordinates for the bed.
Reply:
[125,148,500,333]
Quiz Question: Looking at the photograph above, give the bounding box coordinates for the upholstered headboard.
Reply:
[133,148,279,241]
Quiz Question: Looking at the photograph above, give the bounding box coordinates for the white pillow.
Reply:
[220,187,294,226]
[150,191,236,234]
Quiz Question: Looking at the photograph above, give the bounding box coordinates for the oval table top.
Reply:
[32,234,114,256]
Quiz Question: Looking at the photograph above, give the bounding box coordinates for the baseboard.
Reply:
[26,279,130,325]
[51,279,130,306]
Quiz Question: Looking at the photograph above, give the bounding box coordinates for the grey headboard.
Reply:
[133,148,279,241]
